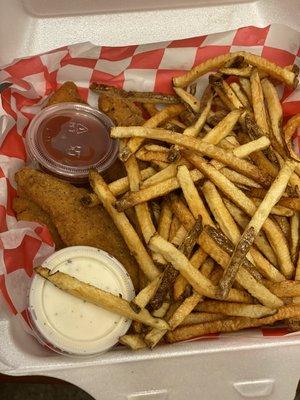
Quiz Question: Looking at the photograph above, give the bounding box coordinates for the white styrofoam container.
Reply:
[1,1,300,399]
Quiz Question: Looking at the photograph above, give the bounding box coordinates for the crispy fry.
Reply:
[291,212,300,264]
[132,275,163,309]
[171,225,187,246]
[119,334,147,350]
[199,228,283,308]
[196,300,275,318]
[173,53,234,88]
[173,87,201,113]
[167,304,300,343]
[219,160,295,297]
[261,78,284,145]
[149,234,252,303]
[250,68,270,136]
[211,80,236,111]
[112,127,272,187]
[121,104,185,160]
[89,170,159,280]
[202,109,242,144]
[220,65,253,77]
[284,114,300,163]
[136,148,170,164]
[264,280,300,298]
[220,168,261,188]
[177,165,214,226]
[250,198,294,217]
[169,194,196,231]
[183,97,213,137]
[169,215,181,242]
[35,267,168,330]
[230,82,251,109]
[239,78,252,104]
[125,156,156,243]
[238,52,298,87]
[185,154,294,278]
[221,79,244,109]
[246,188,300,211]
[224,199,278,266]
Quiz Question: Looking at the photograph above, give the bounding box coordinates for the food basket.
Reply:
[0,1,300,399]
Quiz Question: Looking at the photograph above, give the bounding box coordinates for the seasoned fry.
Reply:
[173,53,234,88]
[112,127,272,187]
[250,68,270,136]
[89,170,159,280]
[196,300,275,318]
[261,78,284,145]
[185,154,294,278]
[167,304,300,343]
[119,334,147,350]
[238,52,298,87]
[173,87,201,113]
[35,267,169,330]
[177,165,214,226]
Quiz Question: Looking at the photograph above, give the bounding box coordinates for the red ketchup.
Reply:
[26,103,118,183]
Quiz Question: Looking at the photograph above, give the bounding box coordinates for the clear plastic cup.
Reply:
[27,246,134,357]
[25,103,118,183]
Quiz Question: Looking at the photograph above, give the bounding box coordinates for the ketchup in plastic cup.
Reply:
[26,103,118,183]
[28,246,134,357]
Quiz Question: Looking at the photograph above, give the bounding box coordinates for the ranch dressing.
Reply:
[28,246,134,356]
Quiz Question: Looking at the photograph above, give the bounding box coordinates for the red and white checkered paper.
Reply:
[0,24,299,341]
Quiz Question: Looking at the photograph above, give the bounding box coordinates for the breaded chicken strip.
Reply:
[13,196,64,249]
[46,81,85,107]
[15,168,139,289]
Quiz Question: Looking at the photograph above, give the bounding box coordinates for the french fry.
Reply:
[220,168,261,188]
[89,170,160,280]
[246,188,300,211]
[239,77,252,102]
[211,79,236,111]
[173,53,234,88]
[261,78,284,145]
[202,109,242,144]
[250,68,270,136]
[224,199,278,266]
[177,165,214,226]
[248,247,285,282]
[180,312,226,326]
[132,275,163,309]
[173,87,201,113]
[111,127,272,188]
[264,280,300,298]
[250,198,294,217]
[169,215,181,242]
[196,300,276,318]
[119,334,147,350]
[238,52,298,87]
[152,302,170,318]
[149,234,252,303]
[221,79,244,109]
[291,212,300,264]
[199,227,283,308]
[220,65,253,77]
[125,156,156,243]
[169,194,196,231]
[230,82,251,109]
[136,148,170,163]
[171,225,187,246]
[185,154,294,278]
[167,304,300,343]
[183,97,213,137]
[121,104,186,160]
[219,160,295,298]
[35,267,169,330]
[283,113,300,163]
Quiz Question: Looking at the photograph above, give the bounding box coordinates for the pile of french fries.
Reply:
[36,51,300,350]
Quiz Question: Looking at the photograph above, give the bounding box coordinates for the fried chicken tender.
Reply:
[13,196,64,249]
[15,168,139,289]
[46,81,85,107]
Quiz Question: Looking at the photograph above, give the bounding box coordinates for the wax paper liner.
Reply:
[0,24,299,341]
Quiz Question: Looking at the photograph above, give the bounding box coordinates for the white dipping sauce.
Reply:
[28,246,134,356]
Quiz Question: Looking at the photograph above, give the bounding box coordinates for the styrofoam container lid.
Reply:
[28,246,135,356]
